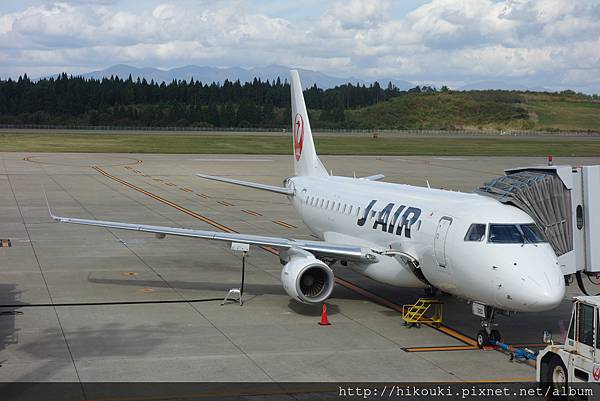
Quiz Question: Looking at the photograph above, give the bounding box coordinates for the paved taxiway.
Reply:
[1,152,599,383]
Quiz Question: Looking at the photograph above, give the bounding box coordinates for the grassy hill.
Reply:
[344,91,600,132]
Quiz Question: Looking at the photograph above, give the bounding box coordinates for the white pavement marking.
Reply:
[191,158,273,162]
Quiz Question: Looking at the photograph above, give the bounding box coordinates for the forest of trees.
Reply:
[0,73,415,128]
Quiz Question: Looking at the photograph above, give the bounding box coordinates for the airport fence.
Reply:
[0,124,599,137]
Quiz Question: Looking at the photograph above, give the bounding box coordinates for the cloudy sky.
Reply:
[1,0,599,92]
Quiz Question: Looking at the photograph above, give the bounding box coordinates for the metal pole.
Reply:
[240,251,246,297]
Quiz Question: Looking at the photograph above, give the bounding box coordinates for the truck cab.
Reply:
[537,296,600,392]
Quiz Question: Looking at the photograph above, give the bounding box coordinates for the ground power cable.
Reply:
[0,298,224,309]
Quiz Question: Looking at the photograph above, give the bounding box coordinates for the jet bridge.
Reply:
[476,165,600,277]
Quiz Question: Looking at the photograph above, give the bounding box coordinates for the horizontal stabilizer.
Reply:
[361,174,385,181]
[197,174,294,195]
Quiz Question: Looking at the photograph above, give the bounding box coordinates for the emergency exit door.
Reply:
[434,217,452,267]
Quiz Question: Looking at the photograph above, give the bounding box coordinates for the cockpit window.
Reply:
[489,224,523,243]
[488,223,548,244]
[464,224,486,241]
[520,224,547,243]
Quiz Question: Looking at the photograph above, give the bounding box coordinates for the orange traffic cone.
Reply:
[318,304,331,326]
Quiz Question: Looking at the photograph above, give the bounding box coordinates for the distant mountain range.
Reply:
[42,64,593,93]
[54,64,415,90]
[458,80,550,92]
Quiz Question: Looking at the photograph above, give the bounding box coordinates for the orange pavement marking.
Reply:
[273,220,297,229]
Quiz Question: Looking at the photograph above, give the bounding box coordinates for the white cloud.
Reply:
[0,0,598,92]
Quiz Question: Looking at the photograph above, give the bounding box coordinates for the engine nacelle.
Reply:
[281,253,335,304]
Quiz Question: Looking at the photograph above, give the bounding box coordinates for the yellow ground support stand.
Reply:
[402,298,443,327]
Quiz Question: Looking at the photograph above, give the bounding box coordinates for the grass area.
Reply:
[525,100,600,131]
[344,91,600,132]
[346,91,531,130]
[2,133,600,156]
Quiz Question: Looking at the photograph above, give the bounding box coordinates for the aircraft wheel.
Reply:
[476,330,489,349]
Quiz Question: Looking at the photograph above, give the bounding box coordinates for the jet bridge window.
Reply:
[464,224,486,241]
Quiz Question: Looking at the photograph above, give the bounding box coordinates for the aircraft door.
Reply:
[434,217,452,267]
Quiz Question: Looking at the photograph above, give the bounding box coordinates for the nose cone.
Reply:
[497,246,566,312]
[507,262,565,312]
[527,270,566,311]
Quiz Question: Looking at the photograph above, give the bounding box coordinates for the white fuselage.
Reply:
[287,175,565,313]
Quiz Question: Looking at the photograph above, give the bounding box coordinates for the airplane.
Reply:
[47,70,566,348]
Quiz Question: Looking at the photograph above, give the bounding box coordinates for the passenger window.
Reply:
[464,224,486,241]
[578,303,595,347]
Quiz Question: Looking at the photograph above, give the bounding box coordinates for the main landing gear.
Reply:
[474,306,503,348]
[424,286,438,297]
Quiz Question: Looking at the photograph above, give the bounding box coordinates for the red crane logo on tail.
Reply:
[293,113,304,161]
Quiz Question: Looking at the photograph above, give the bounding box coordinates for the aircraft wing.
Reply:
[50,213,376,263]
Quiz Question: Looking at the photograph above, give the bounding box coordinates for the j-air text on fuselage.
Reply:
[48,69,566,347]
[357,200,421,238]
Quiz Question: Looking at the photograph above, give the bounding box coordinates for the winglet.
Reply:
[43,190,60,221]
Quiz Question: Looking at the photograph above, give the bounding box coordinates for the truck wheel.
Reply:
[542,356,567,401]
[476,330,489,349]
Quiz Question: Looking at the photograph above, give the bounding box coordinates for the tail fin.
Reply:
[290,70,328,177]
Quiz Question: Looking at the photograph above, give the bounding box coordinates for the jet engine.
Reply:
[281,252,335,304]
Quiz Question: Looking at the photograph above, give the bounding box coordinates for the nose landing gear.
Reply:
[476,328,502,348]
[474,305,503,348]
